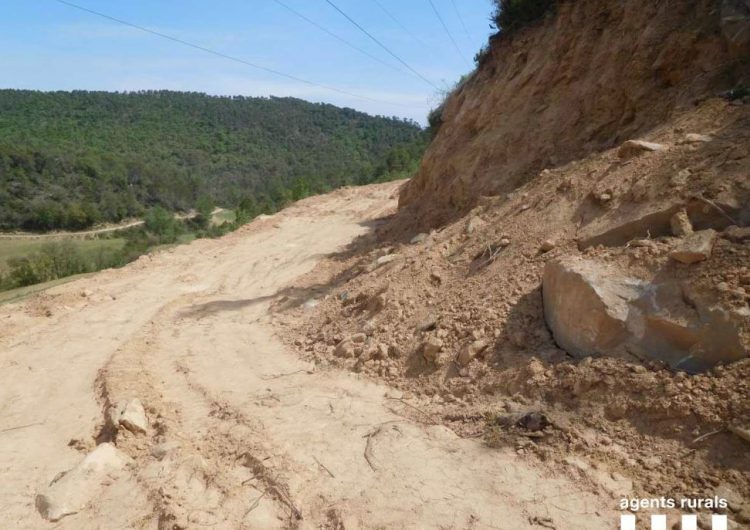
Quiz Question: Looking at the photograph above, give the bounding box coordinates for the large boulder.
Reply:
[36,443,133,522]
[628,282,748,371]
[543,258,749,372]
[542,259,639,359]
[578,199,740,250]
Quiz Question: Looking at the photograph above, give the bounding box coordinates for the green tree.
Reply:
[291,178,310,201]
[236,195,258,224]
[144,206,176,241]
[195,195,215,229]
[0,89,425,232]
[493,0,556,33]
[65,203,91,230]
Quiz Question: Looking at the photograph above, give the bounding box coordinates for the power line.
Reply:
[51,0,418,109]
[426,0,470,68]
[323,0,441,91]
[370,0,431,52]
[449,0,472,44]
[269,0,408,78]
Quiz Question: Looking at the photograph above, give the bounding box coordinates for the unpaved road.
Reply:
[0,210,205,240]
[0,219,146,240]
[0,183,616,529]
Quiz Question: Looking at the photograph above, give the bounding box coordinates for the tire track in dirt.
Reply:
[95,286,305,529]
[0,183,617,529]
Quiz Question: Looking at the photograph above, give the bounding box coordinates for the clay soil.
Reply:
[0,182,629,530]
[277,99,750,528]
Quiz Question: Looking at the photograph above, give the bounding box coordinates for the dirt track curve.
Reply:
[0,182,616,529]
[0,210,206,240]
[0,220,145,240]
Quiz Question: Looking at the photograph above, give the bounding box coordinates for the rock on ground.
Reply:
[465,216,485,235]
[113,398,148,434]
[543,257,748,372]
[669,229,717,264]
[457,340,489,366]
[577,199,738,250]
[334,333,367,358]
[35,443,132,522]
[617,140,665,159]
[151,440,181,461]
[421,336,444,363]
[670,209,693,237]
[540,239,556,252]
[375,254,401,267]
[542,259,638,359]
[724,225,750,242]
[682,133,713,143]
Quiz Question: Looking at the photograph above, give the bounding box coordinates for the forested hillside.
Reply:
[0,90,425,231]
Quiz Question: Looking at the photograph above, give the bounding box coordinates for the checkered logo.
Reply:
[620,514,727,530]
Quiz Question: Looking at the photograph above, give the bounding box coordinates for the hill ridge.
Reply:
[0,89,425,231]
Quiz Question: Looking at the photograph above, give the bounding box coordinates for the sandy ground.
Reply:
[0,182,617,529]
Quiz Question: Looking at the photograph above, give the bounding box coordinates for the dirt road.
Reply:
[0,209,204,240]
[0,182,616,529]
[0,220,146,240]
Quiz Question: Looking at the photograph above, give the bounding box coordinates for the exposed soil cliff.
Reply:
[280,1,750,525]
[399,0,750,229]
[284,100,750,506]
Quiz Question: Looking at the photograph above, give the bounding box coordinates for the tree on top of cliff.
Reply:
[493,0,557,33]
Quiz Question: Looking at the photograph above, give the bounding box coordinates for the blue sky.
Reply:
[0,1,496,123]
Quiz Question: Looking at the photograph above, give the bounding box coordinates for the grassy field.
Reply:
[211,209,236,226]
[0,237,126,272]
[0,233,197,304]
[0,211,230,297]
[0,273,94,305]
[149,233,197,255]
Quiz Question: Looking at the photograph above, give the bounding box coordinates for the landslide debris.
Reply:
[275,0,750,513]
[278,101,750,506]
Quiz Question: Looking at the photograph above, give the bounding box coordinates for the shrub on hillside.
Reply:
[195,195,215,229]
[0,271,12,291]
[144,206,177,242]
[492,0,557,33]
[427,105,445,138]
[7,242,88,286]
[427,74,472,138]
[474,43,491,67]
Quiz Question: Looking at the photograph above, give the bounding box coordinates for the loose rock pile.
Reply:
[279,100,750,503]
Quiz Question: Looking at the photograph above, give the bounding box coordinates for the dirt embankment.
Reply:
[283,100,750,514]
[399,0,749,230]
[277,1,750,526]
